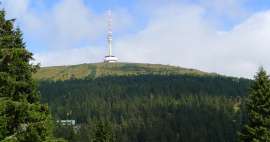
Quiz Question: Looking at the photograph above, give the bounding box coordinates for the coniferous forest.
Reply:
[2,2,270,141]
[37,71,252,142]
[0,10,65,142]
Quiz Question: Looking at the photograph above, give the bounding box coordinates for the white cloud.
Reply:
[47,0,104,46]
[199,0,246,16]
[34,46,106,66]
[113,4,270,78]
[2,0,29,17]
[2,0,134,49]
[27,0,107,49]
[3,0,270,78]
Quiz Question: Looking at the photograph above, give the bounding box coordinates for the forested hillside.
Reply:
[35,63,252,142]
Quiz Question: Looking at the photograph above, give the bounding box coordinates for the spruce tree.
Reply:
[239,67,270,141]
[92,121,115,142]
[0,10,64,142]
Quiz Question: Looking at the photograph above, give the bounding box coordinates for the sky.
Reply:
[2,0,270,78]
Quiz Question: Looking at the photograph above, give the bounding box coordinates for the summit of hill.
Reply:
[33,62,215,80]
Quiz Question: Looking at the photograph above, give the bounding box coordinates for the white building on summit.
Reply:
[104,10,118,63]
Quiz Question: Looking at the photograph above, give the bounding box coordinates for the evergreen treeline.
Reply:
[39,74,252,142]
[239,68,270,141]
[0,10,65,141]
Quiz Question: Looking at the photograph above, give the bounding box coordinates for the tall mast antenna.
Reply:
[107,10,113,56]
[104,9,118,63]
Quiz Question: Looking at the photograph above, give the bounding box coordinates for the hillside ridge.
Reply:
[33,62,214,80]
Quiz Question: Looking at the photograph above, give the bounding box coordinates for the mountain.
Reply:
[35,63,252,142]
[33,62,213,80]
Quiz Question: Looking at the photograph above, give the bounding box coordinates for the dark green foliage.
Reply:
[0,10,64,142]
[92,121,115,142]
[54,125,76,142]
[239,67,270,142]
[39,74,251,142]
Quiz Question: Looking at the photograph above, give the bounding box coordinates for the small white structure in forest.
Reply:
[57,120,76,126]
[104,10,118,63]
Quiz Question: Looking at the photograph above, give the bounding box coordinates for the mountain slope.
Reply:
[36,62,252,142]
[33,63,213,80]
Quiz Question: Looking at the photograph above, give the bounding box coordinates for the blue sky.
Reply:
[2,0,270,78]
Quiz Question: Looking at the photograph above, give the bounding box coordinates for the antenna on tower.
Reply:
[104,9,118,63]
[107,9,113,56]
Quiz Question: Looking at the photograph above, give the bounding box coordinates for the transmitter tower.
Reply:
[104,10,118,63]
